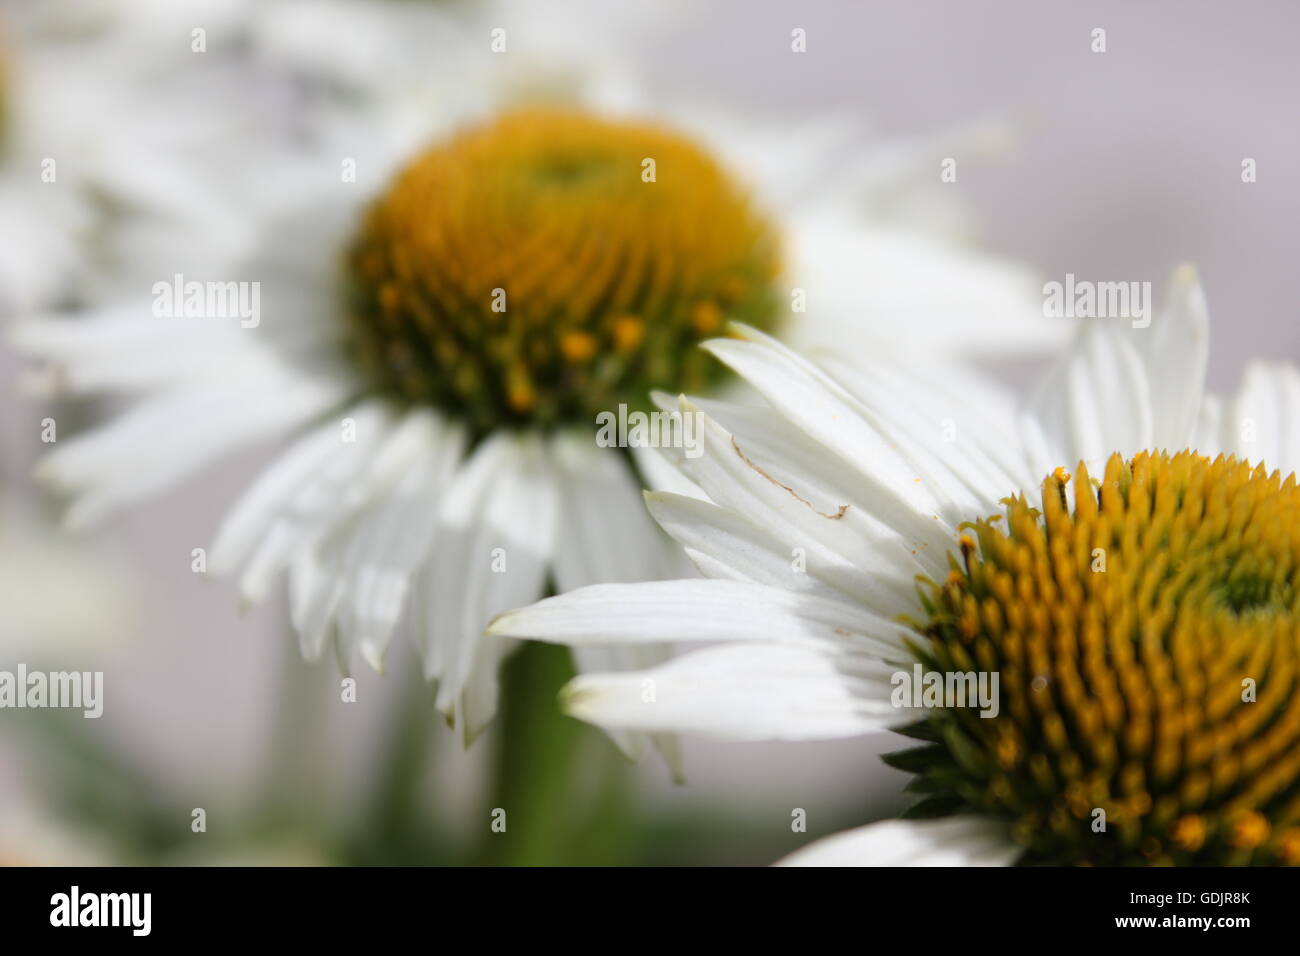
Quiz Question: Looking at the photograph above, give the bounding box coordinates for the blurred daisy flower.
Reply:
[492,267,1300,865]
[0,0,291,316]
[11,0,1064,747]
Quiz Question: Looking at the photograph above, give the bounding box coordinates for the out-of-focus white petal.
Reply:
[776,816,1018,867]
[406,433,557,737]
[1133,265,1210,453]
[1220,361,1300,475]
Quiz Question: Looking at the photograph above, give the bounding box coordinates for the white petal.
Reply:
[627,441,707,501]
[236,402,394,606]
[1221,361,1300,475]
[288,411,465,666]
[406,433,558,729]
[1024,316,1153,469]
[776,816,1018,867]
[210,405,377,575]
[549,434,682,588]
[646,490,913,634]
[784,213,1069,359]
[666,397,936,615]
[10,308,258,394]
[563,642,899,741]
[818,352,1033,506]
[702,332,969,544]
[37,371,346,530]
[331,415,467,668]
[1134,265,1210,453]
[490,579,914,661]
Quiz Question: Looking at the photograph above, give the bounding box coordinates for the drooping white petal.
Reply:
[210,403,382,575]
[562,642,900,741]
[549,433,684,588]
[236,402,394,607]
[776,816,1018,867]
[404,432,558,731]
[287,410,465,667]
[331,415,468,669]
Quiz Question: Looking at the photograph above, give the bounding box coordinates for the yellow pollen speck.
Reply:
[1171,815,1207,852]
[1229,811,1270,849]
[690,302,724,335]
[1278,829,1300,864]
[506,371,537,413]
[559,330,598,363]
[378,283,402,312]
[719,276,749,304]
[611,315,645,353]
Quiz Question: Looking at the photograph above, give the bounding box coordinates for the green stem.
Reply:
[484,640,586,865]
[355,673,441,864]
[255,633,323,830]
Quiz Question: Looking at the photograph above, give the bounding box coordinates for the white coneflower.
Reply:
[10,1,1065,750]
[492,267,1300,866]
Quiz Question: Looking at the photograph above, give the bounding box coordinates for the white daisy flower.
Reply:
[9,0,1065,750]
[491,266,1300,866]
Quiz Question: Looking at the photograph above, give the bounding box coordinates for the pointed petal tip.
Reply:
[484,609,515,637]
[1171,262,1199,286]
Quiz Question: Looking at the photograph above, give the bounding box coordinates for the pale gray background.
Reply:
[662,0,1299,389]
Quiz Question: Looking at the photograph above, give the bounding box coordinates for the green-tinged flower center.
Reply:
[342,108,783,434]
[893,450,1300,865]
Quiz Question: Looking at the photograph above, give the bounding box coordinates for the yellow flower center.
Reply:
[899,450,1300,865]
[343,108,783,432]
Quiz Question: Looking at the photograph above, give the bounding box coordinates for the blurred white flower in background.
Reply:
[8,0,1067,757]
[0,0,302,315]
